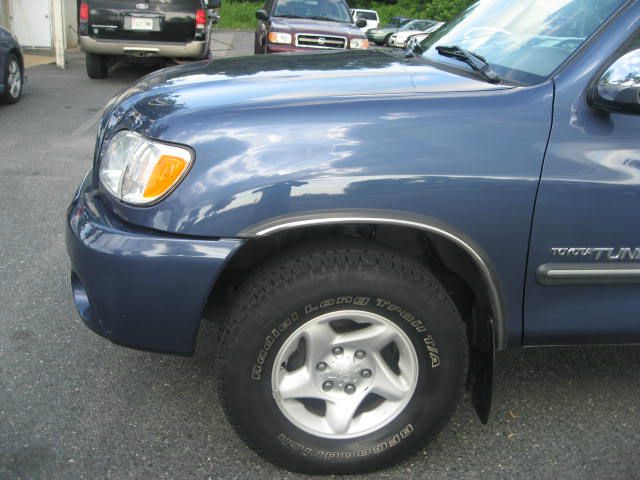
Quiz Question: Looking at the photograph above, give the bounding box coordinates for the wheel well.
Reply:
[205,223,496,338]
[205,221,499,423]
[9,49,24,71]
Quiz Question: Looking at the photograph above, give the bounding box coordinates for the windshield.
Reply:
[274,0,352,23]
[420,0,628,84]
[402,20,436,31]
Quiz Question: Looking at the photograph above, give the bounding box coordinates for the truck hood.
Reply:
[109,49,512,138]
[269,17,364,37]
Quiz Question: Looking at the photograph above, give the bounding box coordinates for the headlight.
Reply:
[268,31,292,44]
[99,130,193,205]
[350,38,369,49]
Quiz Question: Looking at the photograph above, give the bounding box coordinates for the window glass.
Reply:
[273,0,352,23]
[421,0,628,84]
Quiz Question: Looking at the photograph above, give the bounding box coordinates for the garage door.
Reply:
[10,0,52,48]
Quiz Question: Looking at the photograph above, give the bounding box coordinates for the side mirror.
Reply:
[256,9,269,21]
[589,49,640,115]
[355,18,367,29]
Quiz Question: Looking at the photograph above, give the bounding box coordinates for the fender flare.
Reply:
[239,208,506,351]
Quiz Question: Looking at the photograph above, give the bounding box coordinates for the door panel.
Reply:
[10,0,51,48]
[525,9,640,345]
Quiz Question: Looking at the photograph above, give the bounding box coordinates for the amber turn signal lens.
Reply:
[143,155,188,199]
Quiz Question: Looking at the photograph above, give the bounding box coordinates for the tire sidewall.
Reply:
[222,267,466,472]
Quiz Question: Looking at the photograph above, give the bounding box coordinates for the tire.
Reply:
[85,53,108,79]
[218,240,468,474]
[384,34,393,46]
[1,53,23,104]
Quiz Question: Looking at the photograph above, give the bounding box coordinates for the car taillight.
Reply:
[196,9,206,27]
[79,2,89,22]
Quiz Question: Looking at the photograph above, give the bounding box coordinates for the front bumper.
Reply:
[66,172,242,355]
[79,35,208,59]
[265,43,354,54]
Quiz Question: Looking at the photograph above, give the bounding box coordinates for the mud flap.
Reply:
[469,309,495,424]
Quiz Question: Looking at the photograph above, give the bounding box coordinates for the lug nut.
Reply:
[316,362,328,372]
[354,350,366,359]
[344,383,356,395]
[332,346,344,357]
[360,369,372,378]
[322,380,334,391]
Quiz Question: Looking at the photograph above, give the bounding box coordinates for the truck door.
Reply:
[525,12,640,345]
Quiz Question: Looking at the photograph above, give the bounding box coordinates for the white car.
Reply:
[350,9,380,31]
[389,20,443,48]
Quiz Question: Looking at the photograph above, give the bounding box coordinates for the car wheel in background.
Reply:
[1,53,23,104]
[384,34,394,46]
[217,240,468,474]
[85,53,108,79]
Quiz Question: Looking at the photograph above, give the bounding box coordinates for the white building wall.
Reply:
[0,0,76,49]
[63,0,77,48]
[0,0,9,29]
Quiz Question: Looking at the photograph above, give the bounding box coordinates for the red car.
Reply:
[255,0,368,54]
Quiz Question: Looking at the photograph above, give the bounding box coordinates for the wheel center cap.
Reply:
[315,347,375,396]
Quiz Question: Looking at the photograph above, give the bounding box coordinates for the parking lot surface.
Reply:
[1,40,640,480]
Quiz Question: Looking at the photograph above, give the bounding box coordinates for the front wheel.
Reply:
[217,240,468,474]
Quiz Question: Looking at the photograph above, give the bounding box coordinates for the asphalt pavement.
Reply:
[1,34,640,480]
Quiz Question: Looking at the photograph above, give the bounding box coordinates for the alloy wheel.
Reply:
[271,310,419,439]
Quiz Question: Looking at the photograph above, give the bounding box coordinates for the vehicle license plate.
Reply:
[131,17,154,30]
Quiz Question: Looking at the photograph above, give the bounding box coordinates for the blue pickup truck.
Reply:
[66,0,640,474]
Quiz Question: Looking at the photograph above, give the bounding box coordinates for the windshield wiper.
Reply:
[436,45,501,84]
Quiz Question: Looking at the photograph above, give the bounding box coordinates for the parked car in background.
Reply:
[66,0,640,475]
[389,20,443,48]
[78,0,219,79]
[350,9,379,31]
[366,16,412,45]
[0,26,24,104]
[388,15,412,27]
[255,0,368,54]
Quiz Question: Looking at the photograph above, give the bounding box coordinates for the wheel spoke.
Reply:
[334,323,398,352]
[324,397,363,435]
[301,321,336,369]
[370,352,411,401]
[277,367,321,400]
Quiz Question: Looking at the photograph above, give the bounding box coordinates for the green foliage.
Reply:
[215,0,475,30]
[217,1,261,29]
[357,0,475,24]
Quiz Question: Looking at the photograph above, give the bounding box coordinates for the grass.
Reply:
[214,0,466,30]
[216,1,261,29]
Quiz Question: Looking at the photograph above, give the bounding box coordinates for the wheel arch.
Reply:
[205,209,502,423]
[211,209,506,351]
[9,48,24,70]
